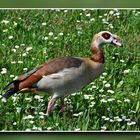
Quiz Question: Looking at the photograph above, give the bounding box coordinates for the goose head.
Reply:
[93,31,123,47]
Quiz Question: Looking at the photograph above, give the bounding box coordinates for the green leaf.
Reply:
[117,80,124,88]
[136,101,140,113]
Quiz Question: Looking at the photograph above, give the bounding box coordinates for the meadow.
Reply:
[0,9,140,131]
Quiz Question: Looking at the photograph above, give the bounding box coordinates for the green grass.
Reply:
[0,9,140,131]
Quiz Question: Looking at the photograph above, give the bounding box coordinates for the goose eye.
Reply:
[102,32,111,40]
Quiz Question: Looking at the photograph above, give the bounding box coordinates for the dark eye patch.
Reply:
[102,32,111,40]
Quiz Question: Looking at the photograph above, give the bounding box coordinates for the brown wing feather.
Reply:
[10,56,83,90]
[4,63,46,90]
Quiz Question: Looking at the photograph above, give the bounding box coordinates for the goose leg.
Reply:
[45,96,56,116]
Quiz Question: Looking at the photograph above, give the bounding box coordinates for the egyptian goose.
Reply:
[3,31,123,116]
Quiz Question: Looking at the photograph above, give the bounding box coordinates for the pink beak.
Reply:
[112,39,123,47]
[111,35,123,47]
